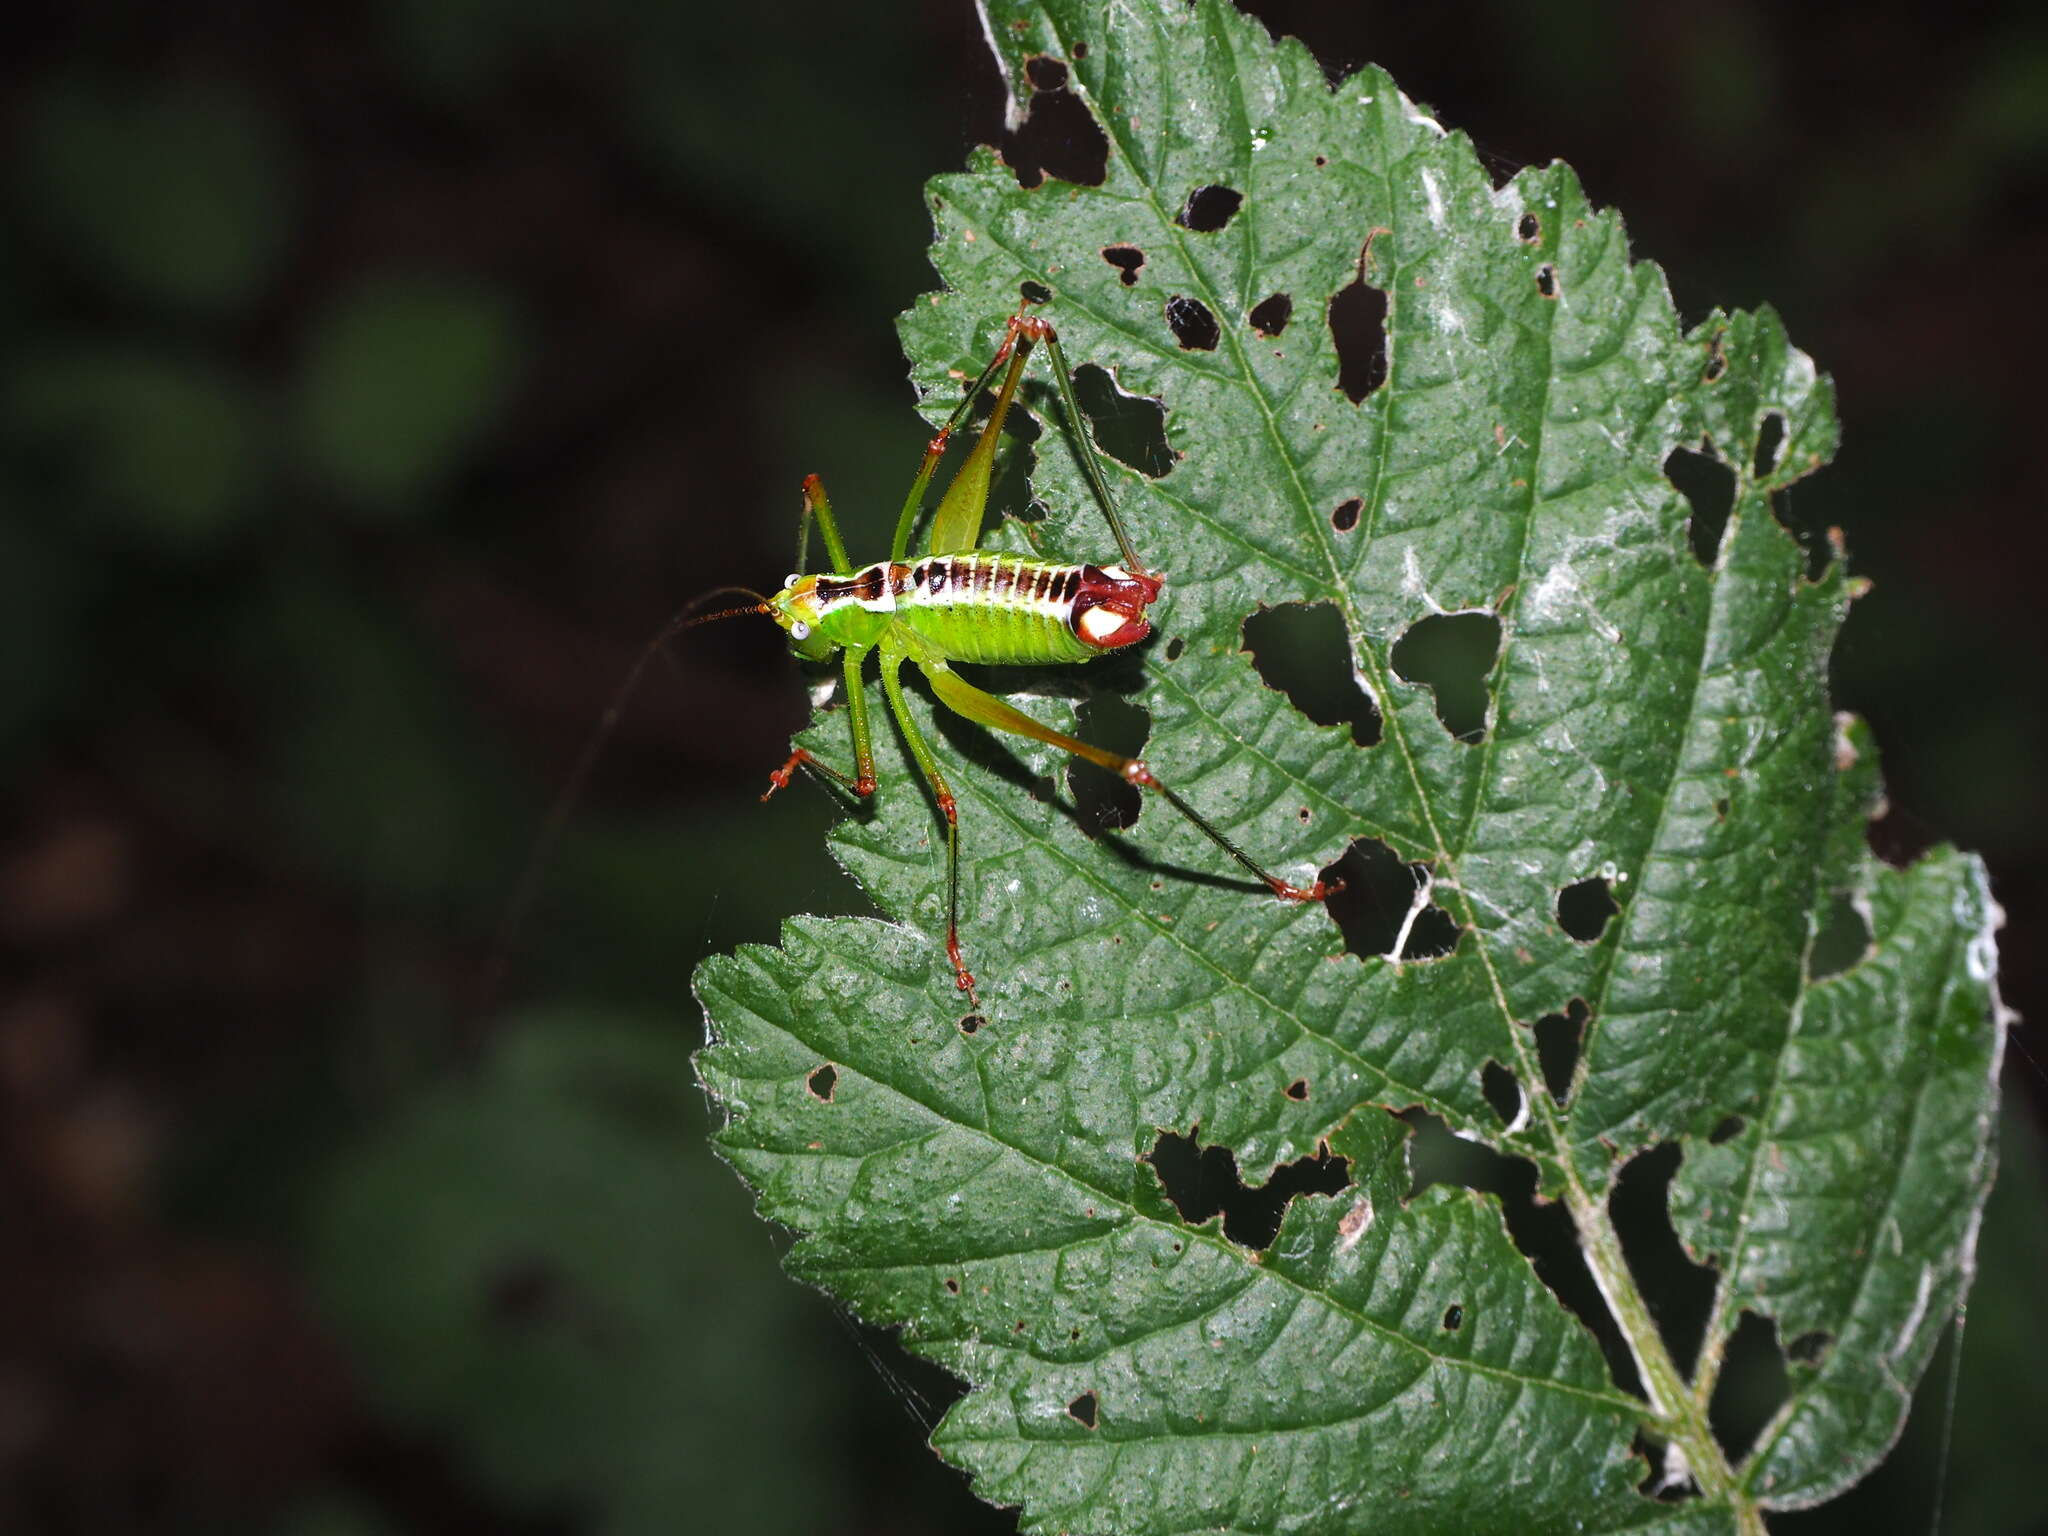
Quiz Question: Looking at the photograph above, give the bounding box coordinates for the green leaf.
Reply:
[695,2,2004,1530]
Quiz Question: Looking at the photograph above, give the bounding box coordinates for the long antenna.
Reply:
[478,586,773,1012]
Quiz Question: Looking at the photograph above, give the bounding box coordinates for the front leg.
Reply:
[762,645,877,800]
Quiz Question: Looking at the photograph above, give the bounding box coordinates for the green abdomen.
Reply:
[896,554,1095,665]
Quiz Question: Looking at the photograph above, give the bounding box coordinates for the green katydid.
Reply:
[706,309,1338,1007]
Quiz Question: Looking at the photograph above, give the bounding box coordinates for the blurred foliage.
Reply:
[6,347,263,547]
[298,278,523,515]
[19,76,292,314]
[0,2,2040,1534]
[311,1009,840,1536]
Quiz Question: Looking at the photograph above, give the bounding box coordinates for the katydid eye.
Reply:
[783,572,801,589]
[790,621,811,640]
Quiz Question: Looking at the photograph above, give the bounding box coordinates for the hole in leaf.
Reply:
[1708,1311,1791,1462]
[1165,294,1219,350]
[1535,264,1558,299]
[1390,612,1500,742]
[1236,606,1384,749]
[1556,876,1619,942]
[943,1276,960,1294]
[1480,1060,1523,1126]
[1067,1391,1098,1428]
[1442,1304,1464,1331]
[1101,244,1145,286]
[1666,442,1736,568]
[1709,1114,1744,1145]
[959,1012,985,1035]
[1068,688,1149,834]
[1019,278,1052,305]
[1753,411,1786,478]
[1004,64,1109,188]
[1762,487,1832,583]
[1330,496,1362,532]
[1177,184,1243,232]
[1517,212,1540,242]
[805,1064,837,1101]
[1241,602,1381,746]
[1399,1107,1641,1396]
[1284,1077,1309,1101]
[1808,893,1871,980]
[1703,337,1727,383]
[1787,1330,1832,1366]
[1328,260,1389,403]
[976,404,1042,530]
[1145,1128,1351,1250]
[1535,999,1587,1107]
[1024,55,1068,90]
[1070,363,1172,477]
[1613,1143,1718,1377]
[1072,41,1088,59]
[1163,636,1185,661]
[1320,839,1459,962]
[1248,292,1292,337]
[1634,1431,1673,1498]
[1634,1427,1692,1501]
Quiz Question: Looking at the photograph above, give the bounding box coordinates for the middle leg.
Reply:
[877,648,980,1007]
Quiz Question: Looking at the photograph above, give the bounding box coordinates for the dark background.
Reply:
[1,2,2042,1533]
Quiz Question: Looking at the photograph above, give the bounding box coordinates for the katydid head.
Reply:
[769,573,837,661]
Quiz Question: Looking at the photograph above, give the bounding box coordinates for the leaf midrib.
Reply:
[725,914,1642,1417]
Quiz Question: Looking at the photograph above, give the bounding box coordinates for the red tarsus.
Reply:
[761,749,813,801]
[1268,875,1340,903]
[946,932,977,996]
[763,748,875,801]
